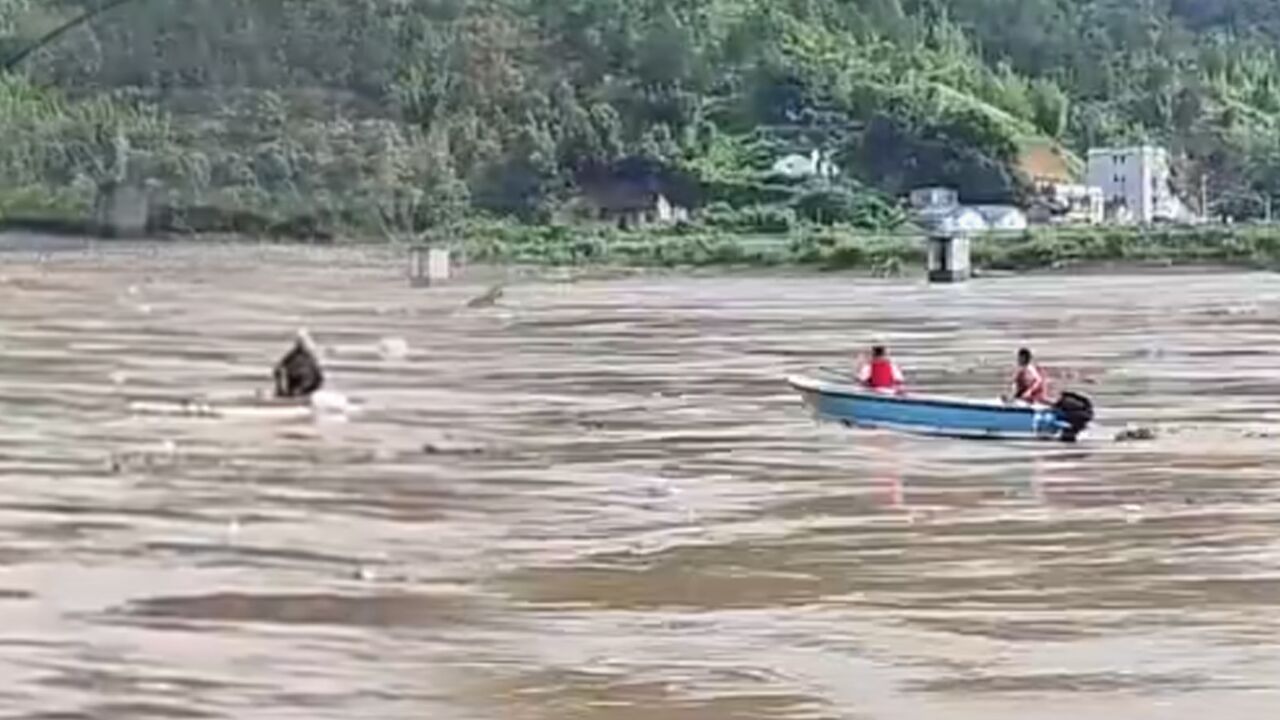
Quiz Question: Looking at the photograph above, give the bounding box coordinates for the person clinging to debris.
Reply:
[273,328,324,398]
[467,283,504,308]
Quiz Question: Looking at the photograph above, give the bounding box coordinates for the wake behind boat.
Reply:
[788,370,1093,442]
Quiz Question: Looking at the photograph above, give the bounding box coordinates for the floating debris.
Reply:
[645,477,678,498]
[466,284,504,308]
[870,257,904,278]
[378,336,410,361]
[1244,430,1280,439]
[107,444,184,472]
[422,439,488,456]
[1114,425,1158,442]
[1201,304,1260,317]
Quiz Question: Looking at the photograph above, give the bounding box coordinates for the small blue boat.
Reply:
[788,371,1093,442]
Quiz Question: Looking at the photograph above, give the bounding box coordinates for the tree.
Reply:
[1029,78,1068,137]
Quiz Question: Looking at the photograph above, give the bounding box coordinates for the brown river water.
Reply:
[1,239,1278,719]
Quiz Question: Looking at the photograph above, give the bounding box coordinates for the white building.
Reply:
[770,150,838,180]
[916,205,989,234]
[1086,146,1196,224]
[909,187,1028,234]
[973,205,1028,231]
[1039,183,1105,225]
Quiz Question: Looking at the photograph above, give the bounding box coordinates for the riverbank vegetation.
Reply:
[5,2,1280,246]
[459,221,1280,273]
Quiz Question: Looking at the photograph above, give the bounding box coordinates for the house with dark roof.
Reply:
[576,158,696,230]
[581,177,689,229]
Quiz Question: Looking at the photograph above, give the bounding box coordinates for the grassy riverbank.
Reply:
[6,212,1280,275]
[456,222,1280,274]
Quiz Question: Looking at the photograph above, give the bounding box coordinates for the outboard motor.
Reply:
[1053,391,1094,442]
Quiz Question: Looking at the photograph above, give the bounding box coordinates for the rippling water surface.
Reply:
[2,240,1279,719]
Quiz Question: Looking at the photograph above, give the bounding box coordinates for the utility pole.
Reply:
[2,0,144,72]
[1200,173,1208,222]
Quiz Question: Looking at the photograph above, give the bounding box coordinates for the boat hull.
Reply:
[788,374,1078,441]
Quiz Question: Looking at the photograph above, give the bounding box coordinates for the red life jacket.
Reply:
[865,358,902,389]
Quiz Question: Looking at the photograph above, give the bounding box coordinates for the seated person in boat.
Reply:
[273,329,324,399]
[1004,347,1048,405]
[858,345,905,393]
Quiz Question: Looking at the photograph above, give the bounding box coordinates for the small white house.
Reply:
[973,205,1028,231]
[582,177,690,229]
[917,206,988,234]
[909,185,1034,234]
[770,150,838,180]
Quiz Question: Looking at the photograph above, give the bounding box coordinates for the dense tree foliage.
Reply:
[2,0,1280,233]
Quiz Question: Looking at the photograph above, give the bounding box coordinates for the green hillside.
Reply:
[2,0,1280,234]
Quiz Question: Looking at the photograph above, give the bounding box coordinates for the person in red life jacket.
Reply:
[858,345,905,393]
[1006,347,1049,405]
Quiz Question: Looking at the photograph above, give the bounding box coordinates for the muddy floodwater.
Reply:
[1,241,1279,720]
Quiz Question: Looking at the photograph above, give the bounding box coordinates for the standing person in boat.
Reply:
[273,328,324,399]
[1005,347,1048,405]
[857,345,905,393]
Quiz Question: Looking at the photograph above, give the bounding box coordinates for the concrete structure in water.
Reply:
[408,245,452,287]
[93,182,149,238]
[926,234,970,283]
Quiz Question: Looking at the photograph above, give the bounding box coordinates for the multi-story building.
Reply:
[1086,146,1196,224]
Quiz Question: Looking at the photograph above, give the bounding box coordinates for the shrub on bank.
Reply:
[450,223,1280,271]
[699,202,797,234]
